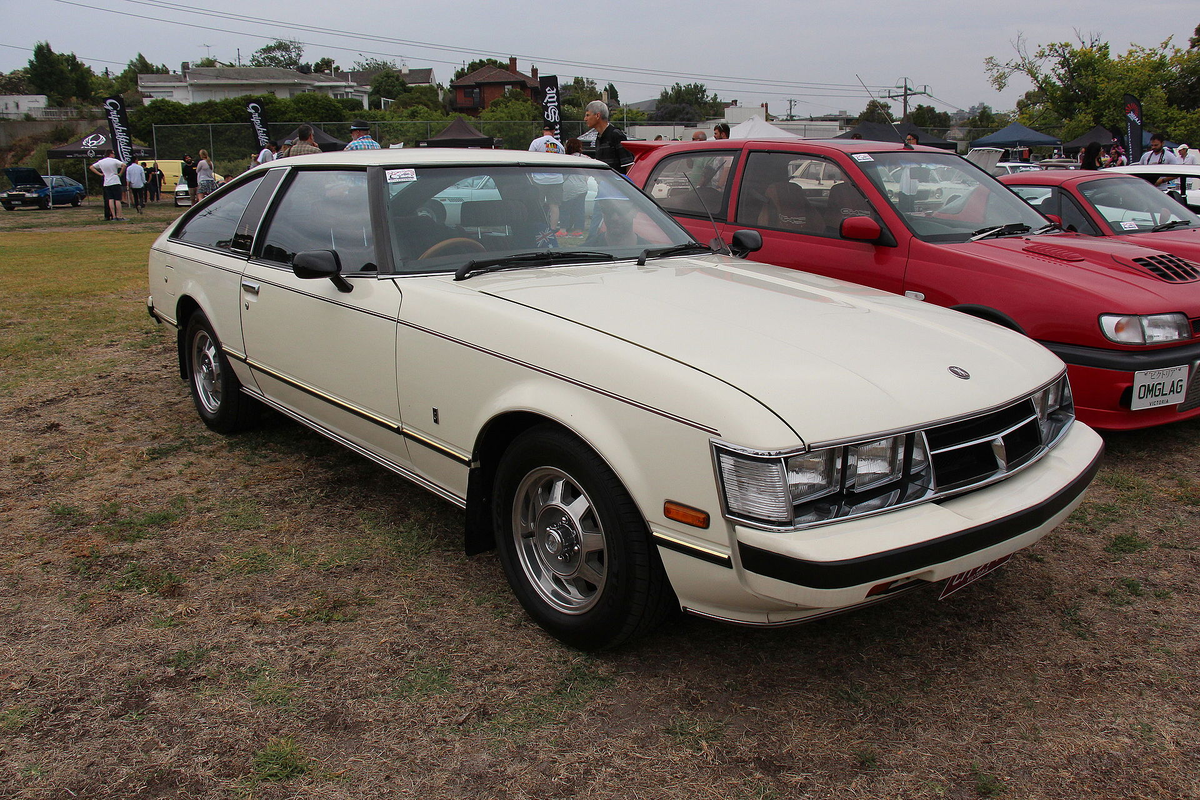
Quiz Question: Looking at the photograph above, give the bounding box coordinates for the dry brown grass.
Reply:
[1,207,1199,799]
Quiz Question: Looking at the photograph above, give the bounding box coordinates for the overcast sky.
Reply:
[2,0,1195,117]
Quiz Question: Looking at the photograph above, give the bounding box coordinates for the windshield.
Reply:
[1078,176,1199,235]
[384,165,694,274]
[855,152,1048,243]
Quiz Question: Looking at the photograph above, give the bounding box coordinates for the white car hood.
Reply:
[474,256,1064,443]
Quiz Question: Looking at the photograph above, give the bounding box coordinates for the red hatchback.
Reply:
[997,169,1200,263]
[627,139,1200,431]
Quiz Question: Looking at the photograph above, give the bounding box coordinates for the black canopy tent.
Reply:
[1062,125,1119,152]
[417,117,496,148]
[835,121,957,151]
[45,126,151,198]
[971,122,1061,149]
[281,124,346,152]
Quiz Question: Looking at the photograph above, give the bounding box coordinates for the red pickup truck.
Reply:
[627,139,1200,431]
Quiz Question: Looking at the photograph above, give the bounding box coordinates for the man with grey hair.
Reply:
[584,100,632,174]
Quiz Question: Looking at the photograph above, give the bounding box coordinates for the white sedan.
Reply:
[147,149,1104,649]
[1108,163,1200,211]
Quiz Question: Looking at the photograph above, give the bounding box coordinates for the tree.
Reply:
[249,39,304,70]
[909,104,952,129]
[351,57,397,73]
[985,31,1200,145]
[562,76,601,105]
[454,58,507,81]
[652,83,722,122]
[855,99,895,125]
[603,82,619,104]
[369,69,408,108]
[0,68,32,95]
[27,42,97,105]
[312,57,338,74]
[114,53,168,95]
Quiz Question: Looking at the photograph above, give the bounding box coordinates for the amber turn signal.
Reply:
[663,501,710,529]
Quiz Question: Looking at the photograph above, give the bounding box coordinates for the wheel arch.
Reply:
[951,304,1027,334]
[174,295,204,380]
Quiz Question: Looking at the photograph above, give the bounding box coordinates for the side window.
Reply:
[174,176,263,252]
[1057,191,1101,235]
[259,170,376,272]
[736,152,872,236]
[645,152,735,220]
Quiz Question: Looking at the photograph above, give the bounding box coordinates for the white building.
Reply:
[0,94,50,119]
[138,66,371,108]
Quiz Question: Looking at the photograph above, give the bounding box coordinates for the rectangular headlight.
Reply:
[1100,313,1190,344]
[785,449,840,503]
[846,436,904,492]
[716,451,791,523]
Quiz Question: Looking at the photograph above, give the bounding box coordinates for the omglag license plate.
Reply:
[939,554,1012,600]
[1131,365,1190,410]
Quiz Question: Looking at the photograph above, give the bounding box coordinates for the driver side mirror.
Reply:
[840,215,882,242]
[729,229,763,258]
[1044,213,1063,227]
[293,249,353,293]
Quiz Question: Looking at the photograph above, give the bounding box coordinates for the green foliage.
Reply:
[0,68,32,94]
[368,69,408,109]
[985,32,1200,145]
[27,42,98,105]
[290,92,346,123]
[910,104,952,129]
[249,39,304,70]
[454,58,508,81]
[312,57,337,74]
[114,53,168,95]
[352,56,397,72]
[479,90,542,148]
[250,737,311,782]
[604,82,620,104]
[856,99,895,125]
[654,82,722,122]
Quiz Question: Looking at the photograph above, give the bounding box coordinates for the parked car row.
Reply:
[2,168,86,210]
[149,148,1105,649]
[626,138,1200,432]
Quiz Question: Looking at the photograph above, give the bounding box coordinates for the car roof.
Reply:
[1109,164,1200,177]
[997,170,1145,187]
[243,148,609,171]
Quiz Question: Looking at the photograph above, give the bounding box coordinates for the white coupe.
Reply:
[147,149,1104,649]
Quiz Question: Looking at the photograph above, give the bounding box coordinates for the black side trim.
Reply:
[653,534,733,568]
[1044,339,1200,372]
[738,446,1103,590]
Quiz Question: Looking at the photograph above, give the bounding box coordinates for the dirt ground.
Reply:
[1,203,1199,799]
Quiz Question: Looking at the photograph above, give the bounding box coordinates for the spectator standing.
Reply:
[1178,143,1197,166]
[345,120,381,150]
[89,149,126,221]
[1106,145,1128,167]
[145,162,161,202]
[1139,133,1182,165]
[125,159,147,212]
[287,125,322,157]
[584,101,632,174]
[257,141,277,164]
[195,149,217,199]
[529,125,567,231]
[181,155,198,204]
[561,138,590,236]
[692,131,707,141]
[713,122,730,140]
[1079,141,1103,170]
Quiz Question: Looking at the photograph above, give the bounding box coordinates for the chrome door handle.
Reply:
[241,280,260,295]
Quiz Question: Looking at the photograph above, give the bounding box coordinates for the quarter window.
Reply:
[174,176,264,252]
[645,152,735,220]
[259,170,377,272]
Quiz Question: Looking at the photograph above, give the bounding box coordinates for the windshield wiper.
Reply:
[970,223,1032,241]
[1151,219,1193,233]
[636,242,713,266]
[1032,222,1061,235]
[453,250,615,281]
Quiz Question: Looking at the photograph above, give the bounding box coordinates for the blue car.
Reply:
[3,168,87,210]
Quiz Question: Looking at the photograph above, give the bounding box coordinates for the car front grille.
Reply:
[926,399,1042,491]
[1132,254,1200,283]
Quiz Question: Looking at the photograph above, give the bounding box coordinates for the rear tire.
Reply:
[184,311,257,434]
[492,425,674,650]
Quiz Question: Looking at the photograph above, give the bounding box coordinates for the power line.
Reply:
[0,41,127,66]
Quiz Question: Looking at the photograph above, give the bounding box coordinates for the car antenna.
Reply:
[683,173,728,254]
[855,74,908,146]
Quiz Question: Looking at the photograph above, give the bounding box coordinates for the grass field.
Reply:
[1,203,1198,799]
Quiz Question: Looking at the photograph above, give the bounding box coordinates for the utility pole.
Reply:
[201,44,212,61]
[786,98,796,120]
[237,49,241,68]
[884,77,930,121]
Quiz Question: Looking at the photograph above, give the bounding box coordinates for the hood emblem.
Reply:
[949,366,971,380]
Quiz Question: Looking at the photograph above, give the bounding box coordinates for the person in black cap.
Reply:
[345,120,380,150]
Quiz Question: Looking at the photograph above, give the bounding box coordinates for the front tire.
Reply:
[70,195,81,207]
[39,197,51,210]
[184,311,256,433]
[493,426,674,650]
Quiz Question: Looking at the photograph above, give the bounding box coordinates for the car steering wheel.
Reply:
[419,237,487,260]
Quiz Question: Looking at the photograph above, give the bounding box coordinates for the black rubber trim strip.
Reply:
[1043,338,1200,372]
[653,534,733,568]
[738,445,1103,590]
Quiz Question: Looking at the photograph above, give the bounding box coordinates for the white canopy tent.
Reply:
[729,116,801,140]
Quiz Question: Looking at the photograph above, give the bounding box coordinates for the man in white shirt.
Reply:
[1175,144,1196,192]
[125,159,147,213]
[257,142,277,165]
[89,149,126,221]
[1138,133,1182,165]
[528,125,566,231]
